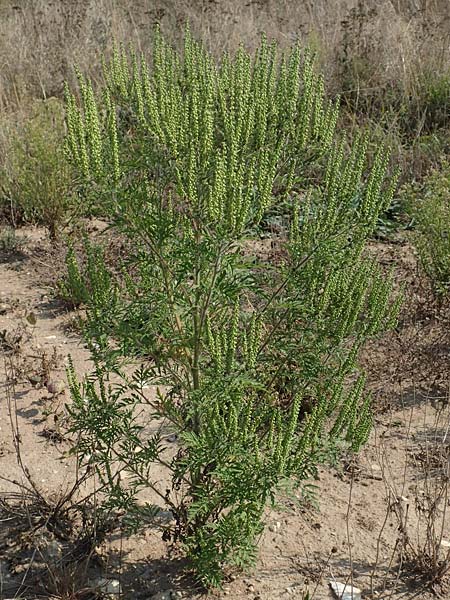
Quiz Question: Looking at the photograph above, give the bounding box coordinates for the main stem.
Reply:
[191,226,202,432]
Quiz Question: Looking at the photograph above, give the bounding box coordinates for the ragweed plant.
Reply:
[64,29,401,587]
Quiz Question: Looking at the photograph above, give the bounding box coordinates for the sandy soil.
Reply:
[0,227,449,600]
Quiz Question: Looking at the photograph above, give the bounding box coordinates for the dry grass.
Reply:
[374,396,450,595]
[0,0,449,114]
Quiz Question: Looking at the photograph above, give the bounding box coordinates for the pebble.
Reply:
[151,592,182,600]
[329,581,361,600]
[155,509,175,524]
[46,379,65,395]
[269,521,281,532]
[93,577,121,594]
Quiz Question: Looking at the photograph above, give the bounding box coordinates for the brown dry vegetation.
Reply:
[0,1,450,599]
[0,0,449,107]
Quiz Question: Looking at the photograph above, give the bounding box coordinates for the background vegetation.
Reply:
[1,0,449,230]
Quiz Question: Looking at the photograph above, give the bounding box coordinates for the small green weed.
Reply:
[0,226,25,253]
[0,98,75,239]
[58,235,118,313]
[405,161,450,297]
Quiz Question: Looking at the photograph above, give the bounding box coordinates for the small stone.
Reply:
[371,464,381,471]
[155,509,175,524]
[285,587,295,595]
[46,380,65,395]
[329,580,361,600]
[28,374,42,386]
[269,521,281,532]
[440,539,450,548]
[13,562,31,574]
[151,592,167,600]
[93,578,121,594]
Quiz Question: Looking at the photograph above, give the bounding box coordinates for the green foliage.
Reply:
[0,226,25,253]
[58,244,88,307]
[58,235,118,314]
[64,30,400,587]
[0,99,75,238]
[407,71,450,134]
[405,162,450,297]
